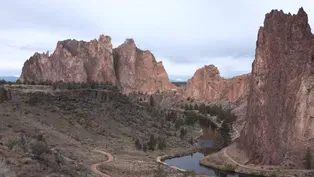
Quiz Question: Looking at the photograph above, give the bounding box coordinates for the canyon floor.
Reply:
[0,84,210,177]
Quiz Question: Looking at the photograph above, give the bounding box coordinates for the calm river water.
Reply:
[164,127,263,177]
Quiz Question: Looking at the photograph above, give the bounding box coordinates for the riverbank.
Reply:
[200,143,313,177]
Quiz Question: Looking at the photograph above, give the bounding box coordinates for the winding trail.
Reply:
[224,127,310,176]
[90,149,114,177]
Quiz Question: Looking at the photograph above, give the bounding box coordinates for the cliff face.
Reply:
[20,35,117,84]
[185,65,250,102]
[20,36,175,94]
[239,8,314,167]
[113,39,175,94]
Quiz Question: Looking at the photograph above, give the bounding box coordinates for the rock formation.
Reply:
[20,35,117,84]
[238,8,314,168]
[185,65,250,102]
[20,35,175,94]
[113,39,175,94]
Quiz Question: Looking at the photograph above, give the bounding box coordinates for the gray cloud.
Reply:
[0,0,314,80]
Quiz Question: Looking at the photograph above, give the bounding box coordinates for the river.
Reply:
[163,127,262,177]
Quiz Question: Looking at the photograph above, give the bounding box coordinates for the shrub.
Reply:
[143,144,148,153]
[189,137,194,145]
[185,111,198,125]
[31,141,49,159]
[147,135,157,151]
[19,134,30,152]
[6,139,18,150]
[183,170,196,177]
[157,137,166,150]
[180,127,187,139]
[154,165,167,177]
[149,95,154,108]
[135,138,142,150]
[194,104,199,110]
[0,88,8,103]
[175,119,184,130]
[213,120,231,150]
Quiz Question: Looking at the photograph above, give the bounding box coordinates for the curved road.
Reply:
[90,149,114,177]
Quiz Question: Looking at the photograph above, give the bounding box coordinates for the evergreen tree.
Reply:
[143,144,148,152]
[149,95,154,108]
[194,104,199,110]
[135,138,142,150]
[148,134,157,150]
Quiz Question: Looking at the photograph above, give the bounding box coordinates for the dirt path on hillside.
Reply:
[90,149,114,177]
[224,127,308,176]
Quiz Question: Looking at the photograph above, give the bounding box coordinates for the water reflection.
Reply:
[163,126,263,177]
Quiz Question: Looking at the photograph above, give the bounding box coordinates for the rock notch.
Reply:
[238,7,314,167]
[185,65,250,102]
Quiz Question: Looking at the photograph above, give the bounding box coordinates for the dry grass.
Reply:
[0,160,16,177]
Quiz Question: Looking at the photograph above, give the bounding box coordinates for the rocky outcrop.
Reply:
[185,65,250,102]
[20,35,117,84]
[238,8,314,168]
[20,36,175,94]
[113,39,175,94]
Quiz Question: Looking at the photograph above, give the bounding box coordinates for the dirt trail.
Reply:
[90,149,114,177]
[224,128,309,176]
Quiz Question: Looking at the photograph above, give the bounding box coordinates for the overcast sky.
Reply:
[1,0,314,80]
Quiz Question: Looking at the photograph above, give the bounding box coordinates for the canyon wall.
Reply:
[20,35,175,94]
[185,65,250,102]
[113,39,175,94]
[238,8,314,167]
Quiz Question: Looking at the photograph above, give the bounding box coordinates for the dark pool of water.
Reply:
[164,127,263,177]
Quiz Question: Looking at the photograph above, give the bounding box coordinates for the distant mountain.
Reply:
[0,76,19,82]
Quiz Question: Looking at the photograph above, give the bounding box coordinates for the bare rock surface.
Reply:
[20,36,175,94]
[239,8,314,168]
[20,35,117,84]
[185,65,250,102]
[113,39,176,94]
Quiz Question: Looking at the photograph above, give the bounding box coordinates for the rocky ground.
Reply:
[0,84,206,177]
[200,143,314,177]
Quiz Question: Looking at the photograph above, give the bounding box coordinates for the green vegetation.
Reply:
[147,135,157,151]
[149,95,154,108]
[153,164,167,177]
[184,111,198,125]
[171,81,187,87]
[189,137,194,145]
[135,138,142,150]
[0,87,8,103]
[6,139,19,150]
[182,170,196,177]
[194,104,199,110]
[31,139,50,160]
[175,119,184,130]
[143,144,148,152]
[181,103,237,149]
[180,127,187,139]
[157,137,167,150]
[52,81,119,91]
